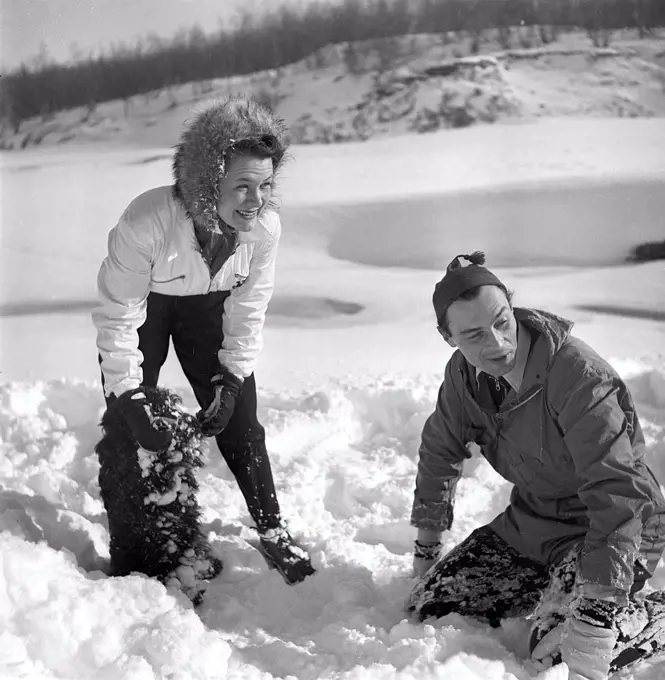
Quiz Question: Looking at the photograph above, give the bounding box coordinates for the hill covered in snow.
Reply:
[3,30,665,151]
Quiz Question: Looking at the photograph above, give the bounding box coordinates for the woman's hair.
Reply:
[172,95,290,230]
[226,134,284,166]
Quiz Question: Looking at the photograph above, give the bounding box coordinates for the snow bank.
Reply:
[0,535,232,680]
[1,365,664,679]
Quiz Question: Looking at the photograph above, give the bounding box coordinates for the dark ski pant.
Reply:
[408,525,665,673]
[101,290,281,531]
[408,525,651,627]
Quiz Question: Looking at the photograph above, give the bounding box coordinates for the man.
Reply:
[408,251,665,679]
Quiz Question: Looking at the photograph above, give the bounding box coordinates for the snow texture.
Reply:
[1,116,665,679]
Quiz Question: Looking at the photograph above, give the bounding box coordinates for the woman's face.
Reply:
[217,155,274,232]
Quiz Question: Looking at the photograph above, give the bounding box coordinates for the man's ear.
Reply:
[437,326,457,348]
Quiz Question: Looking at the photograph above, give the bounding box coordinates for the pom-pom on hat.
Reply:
[433,251,507,330]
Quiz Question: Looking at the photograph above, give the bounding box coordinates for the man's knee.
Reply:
[408,524,546,624]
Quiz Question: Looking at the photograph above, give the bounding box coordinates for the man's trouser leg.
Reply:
[530,548,665,673]
[408,525,550,627]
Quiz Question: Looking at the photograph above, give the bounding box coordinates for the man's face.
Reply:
[444,285,518,376]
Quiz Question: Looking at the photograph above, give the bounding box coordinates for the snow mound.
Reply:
[0,533,232,680]
[292,55,519,143]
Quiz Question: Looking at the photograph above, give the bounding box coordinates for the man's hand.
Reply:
[561,615,617,680]
[116,388,173,451]
[531,620,564,668]
[531,616,616,679]
[532,594,619,679]
[197,366,244,437]
[412,528,443,578]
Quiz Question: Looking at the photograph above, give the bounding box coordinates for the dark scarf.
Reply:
[194,224,238,279]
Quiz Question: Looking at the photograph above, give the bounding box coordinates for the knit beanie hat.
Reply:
[433,251,507,329]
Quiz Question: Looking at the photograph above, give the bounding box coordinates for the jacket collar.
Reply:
[513,307,574,392]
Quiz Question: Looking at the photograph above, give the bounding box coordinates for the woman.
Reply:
[93,96,314,593]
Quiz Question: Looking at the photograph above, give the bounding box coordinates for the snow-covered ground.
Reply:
[1,117,665,679]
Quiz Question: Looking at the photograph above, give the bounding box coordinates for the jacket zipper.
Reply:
[494,383,545,464]
[460,365,543,421]
[460,368,545,457]
[195,241,217,293]
[192,225,240,294]
[497,384,543,420]
[203,259,214,293]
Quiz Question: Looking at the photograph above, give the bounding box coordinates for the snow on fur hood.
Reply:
[94,98,290,397]
[172,96,289,231]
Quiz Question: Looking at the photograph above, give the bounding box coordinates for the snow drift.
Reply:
[1,364,664,679]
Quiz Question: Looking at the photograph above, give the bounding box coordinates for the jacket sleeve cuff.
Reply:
[577,581,629,605]
[216,353,252,380]
[410,498,454,532]
[577,545,635,595]
[104,381,141,400]
[572,595,623,629]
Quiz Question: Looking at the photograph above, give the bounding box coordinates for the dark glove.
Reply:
[197,365,244,437]
[116,388,173,451]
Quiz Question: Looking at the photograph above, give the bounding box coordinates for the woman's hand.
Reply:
[198,366,244,436]
[116,389,173,451]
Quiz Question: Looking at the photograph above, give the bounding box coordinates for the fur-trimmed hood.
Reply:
[172,96,289,231]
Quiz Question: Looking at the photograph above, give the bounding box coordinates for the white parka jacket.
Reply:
[93,186,280,397]
[93,98,288,398]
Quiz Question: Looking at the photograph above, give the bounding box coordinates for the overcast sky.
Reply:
[1,0,317,71]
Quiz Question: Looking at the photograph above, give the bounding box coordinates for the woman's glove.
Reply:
[115,388,173,451]
[198,365,244,436]
[561,615,617,680]
[413,539,441,578]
